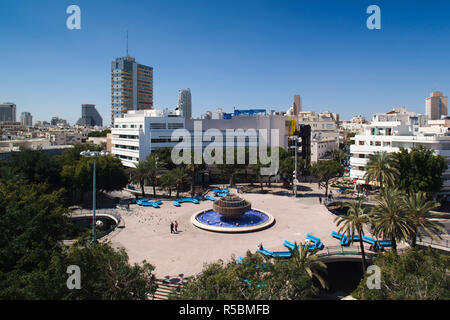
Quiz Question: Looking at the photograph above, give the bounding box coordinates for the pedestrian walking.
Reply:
[319,197,322,204]
[174,220,178,233]
[170,222,174,234]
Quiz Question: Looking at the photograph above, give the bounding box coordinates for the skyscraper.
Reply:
[111,56,153,124]
[77,104,103,127]
[292,94,301,116]
[0,103,16,122]
[177,88,192,119]
[20,112,32,126]
[426,91,448,120]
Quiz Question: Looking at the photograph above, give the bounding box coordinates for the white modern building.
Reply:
[111,108,303,168]
[297,111,340,162]
[350,109,450,197]
[111,108,184,167]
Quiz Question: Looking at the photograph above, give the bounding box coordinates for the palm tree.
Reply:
[251,161,265,192]
[288,242,328,289]
[364,151,399,190]
[172,167,187,198]
[160,171,176,197]
[185,150,206,197]
[130,161,150,197]
[403,191,445,247]
[370,188,413,253]
[335,199,370,272]
[145,154,166,198]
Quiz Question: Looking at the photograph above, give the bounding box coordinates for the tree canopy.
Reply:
[310,160,343,197]
[353,247,450,300]
[392,146,447,195]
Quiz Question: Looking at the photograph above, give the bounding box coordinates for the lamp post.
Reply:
[289,135,300,197]
[80,150,109,243]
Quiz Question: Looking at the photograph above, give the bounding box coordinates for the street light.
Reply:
[289,135,301,197]
[80,150,110,243]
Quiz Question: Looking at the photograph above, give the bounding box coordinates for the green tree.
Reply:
[364,151,399,190]
[217,147,247,187]
[87,129,111,137]
[172,251,319,300]
[171,167,187,198]
[335,199,370,272]
[393,146,447,195]
[61,156,128,195]
[331,148,347,165]
[403,191,444,247]
[370,188,413,253]
[160,171,176,197]
[130,161,152,197]
[287,242,328,290]
[4,149,61,188]
[185,150,206,197]
[145,153,166,198]
[152,147,177,171]
[280,156,305,186]
[310,160,343,197]
[353,247,450,300]
[0,180,67,274]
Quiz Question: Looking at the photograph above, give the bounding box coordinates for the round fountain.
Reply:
[191,194,275,233]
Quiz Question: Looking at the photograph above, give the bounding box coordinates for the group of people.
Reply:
[170,220,179,234]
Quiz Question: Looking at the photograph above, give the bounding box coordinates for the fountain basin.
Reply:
[191,208,275,233]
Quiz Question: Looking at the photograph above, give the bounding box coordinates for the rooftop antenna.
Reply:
[126,30,129,58]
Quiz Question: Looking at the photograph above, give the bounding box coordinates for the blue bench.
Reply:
[362,236,384,251]
[258,248,291,258]
[173,198,200,207]
[306,234,324,250]
[340,235,350,246]
[284,240,318,252]
[136,199,162,208]
[378,240,392,247]
[331,231,343,240]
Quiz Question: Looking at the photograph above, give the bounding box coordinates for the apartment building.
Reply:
[350,109,450,197]
[111,56,153,124]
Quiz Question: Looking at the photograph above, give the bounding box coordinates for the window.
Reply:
[359,141,365,145]
[168,123,184,129]
[150,123,166,129]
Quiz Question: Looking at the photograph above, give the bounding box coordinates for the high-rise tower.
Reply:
[426,91,448,120]
[111,35,153,124]
[292,94,301,116]
[177,88,192,119]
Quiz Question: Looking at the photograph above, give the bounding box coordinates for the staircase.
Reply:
[152,279,185,300]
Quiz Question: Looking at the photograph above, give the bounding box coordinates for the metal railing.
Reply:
[417,236,450,249]
[315,245,378,259]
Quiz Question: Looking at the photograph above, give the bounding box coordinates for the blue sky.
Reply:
[1,0,449,125]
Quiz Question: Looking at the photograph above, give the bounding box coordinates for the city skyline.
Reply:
[1,0,450,125]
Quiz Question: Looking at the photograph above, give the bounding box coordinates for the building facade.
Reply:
[111,56,153,124]
[349,110,450,198]
[426,91,448,120]
[76,104,103,127]
[111,108,299,168]
[0,103,16,122]
[177,88,192,119]
[20,112,32,127]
